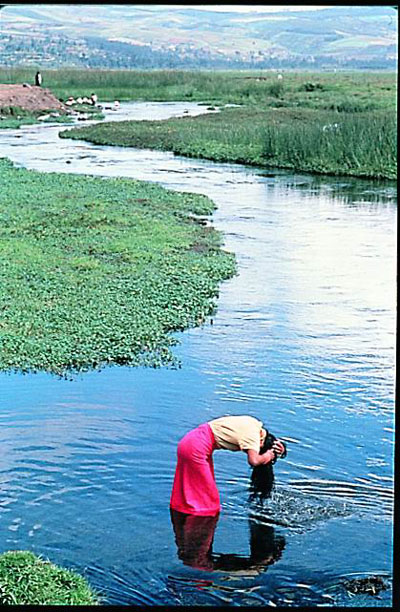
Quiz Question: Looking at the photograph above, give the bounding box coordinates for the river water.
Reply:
[0,102,396,606]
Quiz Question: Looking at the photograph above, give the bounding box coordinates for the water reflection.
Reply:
[170,510,286,575]
[257,172,397,208]
[170,511,219,571]
[171,460,285,575]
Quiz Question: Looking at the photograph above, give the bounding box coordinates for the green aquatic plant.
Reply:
[0,551,98,605]
[0,158,236,376]
[261,110,397,178]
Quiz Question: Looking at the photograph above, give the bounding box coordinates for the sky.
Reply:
[163,5,332,12]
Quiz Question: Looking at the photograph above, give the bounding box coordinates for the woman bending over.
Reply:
[170,415,286,516]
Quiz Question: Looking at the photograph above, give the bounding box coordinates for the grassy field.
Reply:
[0,551,98,605]
[0,68,396,111]
[0,158,235,376]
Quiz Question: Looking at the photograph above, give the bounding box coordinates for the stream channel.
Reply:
[0,101,396,606]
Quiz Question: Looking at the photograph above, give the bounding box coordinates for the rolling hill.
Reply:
[0,4,397,69]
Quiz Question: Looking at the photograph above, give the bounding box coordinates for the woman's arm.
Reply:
[247,440,286,466]
[246,449,276,466]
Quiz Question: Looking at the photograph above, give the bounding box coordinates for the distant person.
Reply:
[170,415,286,516]
[90,92,98,106]
[113,100,120,110]
[35,71,42,87]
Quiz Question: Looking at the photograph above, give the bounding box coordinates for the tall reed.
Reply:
[261,111,397,177]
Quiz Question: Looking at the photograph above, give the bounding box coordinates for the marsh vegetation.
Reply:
[0,68,396,111]
[1,68,396,178]
[43,68,396,180]
[0,68,396,377]
[0,158,235,376]
[62,106,396,180]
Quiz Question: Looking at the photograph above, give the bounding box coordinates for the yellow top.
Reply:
[208,415,264,452]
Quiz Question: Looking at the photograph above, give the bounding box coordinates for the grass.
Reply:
[0,67,396,111]
[0,551,98,605]
[0,105,47,129]
[61,105,397,180]
[0,157,236,376]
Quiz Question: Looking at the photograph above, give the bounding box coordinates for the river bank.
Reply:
[0,551,98,605]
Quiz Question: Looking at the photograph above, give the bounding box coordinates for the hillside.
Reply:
[0,4,397,69]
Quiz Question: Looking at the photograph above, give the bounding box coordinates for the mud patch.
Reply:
[0,84,65,112]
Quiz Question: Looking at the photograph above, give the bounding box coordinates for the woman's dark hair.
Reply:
[249,432,287,500]
[260,431,287,462]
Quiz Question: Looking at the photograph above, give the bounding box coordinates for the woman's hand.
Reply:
[272,440,286,458]
[247,440,287,466]
[263,449,277,464]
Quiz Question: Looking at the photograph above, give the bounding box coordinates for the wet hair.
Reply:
[260,431,287,462]
[249,431,287,500]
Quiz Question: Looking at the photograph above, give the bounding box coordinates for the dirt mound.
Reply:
[0,84,65,112]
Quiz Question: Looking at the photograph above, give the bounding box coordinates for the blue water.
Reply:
[0,102,396,606]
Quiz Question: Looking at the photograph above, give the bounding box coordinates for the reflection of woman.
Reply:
[170,510,219,571]
[213,520,286,574]
[170,415,285,516]
[170,509,286,574]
